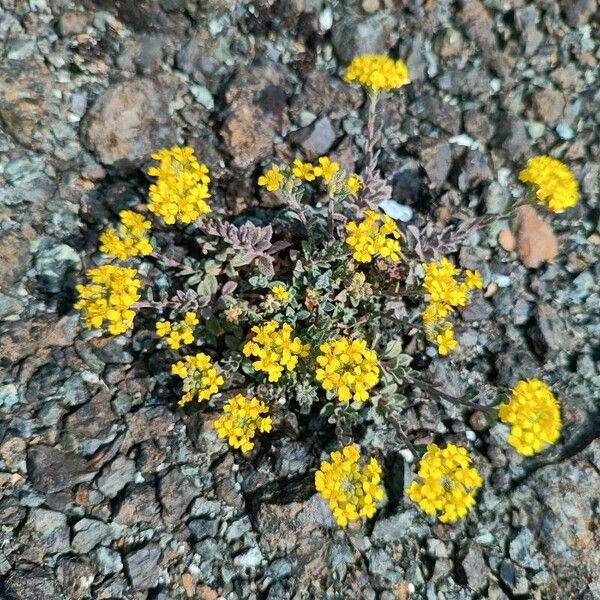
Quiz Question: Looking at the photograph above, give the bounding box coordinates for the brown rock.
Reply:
[81,77,174,166]
[513,205,558,268]
[498,228,516,252]
[532,88,565,125]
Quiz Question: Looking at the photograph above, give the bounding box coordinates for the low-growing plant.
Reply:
[76,54,577,528]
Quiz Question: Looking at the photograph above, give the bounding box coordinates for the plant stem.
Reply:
[387,412,419,458]
[133,300,177,310]
[407,375,496,413]
[150,252,200,275]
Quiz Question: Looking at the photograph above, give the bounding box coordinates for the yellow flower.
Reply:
[155,311,198,350]
[213,394,272,453]
[99,210,153,261]
[271,285,290,302]
[344,54,411,93]
[242,320,310,382]
[171,352,223,407]
[345,209,401,263]
[464,269,483,289]
[292,159,318,182]
[436,325,457,356]
[258,165,284,192]
[148,146,212,224]
[498,379,561,456]
[315,337,379,403]
[406,443,482,523]
[518,155,579,213]
[345,175,362,194]
[74,265,140,335]
[315,445,384,527]
[315,156,340,182]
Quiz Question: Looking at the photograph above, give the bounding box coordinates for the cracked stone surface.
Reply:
[0,0,599,599]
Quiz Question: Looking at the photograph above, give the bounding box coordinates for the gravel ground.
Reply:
[1,1,599,599]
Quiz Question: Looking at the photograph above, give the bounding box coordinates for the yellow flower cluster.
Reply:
[99,210,153,260]
[213,394,272,453]
[498,379,561,456]
[242,321,310,382]
[406,443,482,523]
[171,352,224,407]
[148,145,211,224]
[315,445,384,527]
[155,312,199,350]
[421,259,483,356]
[518,155,579,213]
[75,265,140,335]
[345,209,401,263]
[258,157,361,193]
[315,337,380,402]
[271,285,290,302]
[344,54,411,93]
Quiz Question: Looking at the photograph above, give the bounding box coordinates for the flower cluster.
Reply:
[271,285,290,302]
[155,312,199,350]
[345,209,402,263]
[518,155,579,213]
[258,157,360,194]
[343,54,411,93]
[315,445,384,527]
[171,352,224,407]
[406,444,482,523]
[315,337,380,402]
[421,258,483,355]
[99,210,153,260]
[74,265,140,335]
[498,379,561,456]
[242,321,310,382]
[148,146,211,224]
[213,394,272,453]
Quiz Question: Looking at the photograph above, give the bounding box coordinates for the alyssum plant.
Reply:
[76,55,577,528]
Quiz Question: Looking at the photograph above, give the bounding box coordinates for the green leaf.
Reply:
[197,274,218,299]
[384,339,403,359]
[396,354,413,368]
[320,403,334,418]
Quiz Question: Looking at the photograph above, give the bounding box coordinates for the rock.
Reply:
[233,546,263,570]
[72,518,113,553]
[114,483,160,525]
[380,199,413,222]
[515,6,543,56]
[419,139,452,188]
[27,445,96,493]
[532,88,565,125]
[513,205,558,268]
[56,557,95,599]
[125,545,161,590]
[461,543,487,590]
[498,228,516,252]
[4,567,67,600]
[22,508,70,557]
[288,117,336,157]
[0,291,23,319]
[331,14,398,64]
[535,303,576,352]
[94,547,123,575]
[371,511,429,544]
[159,469,202,524]
[458,149,493,191]
[509,528,543,570]
[97,455,136,498]
[81,77,174,167]
[189,518,220,540]
[563,0,597,27]
[34,240,81,294]
[493,113,529,158]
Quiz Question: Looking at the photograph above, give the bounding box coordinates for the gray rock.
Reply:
[331,14,398,64]
[4,567,67,600]
[158,469,201,523]
[233,546,263,570]
[94,547,123,575]
[462,542,487,590]
[419,139,452,188]
[0,291,23,319]
[125,544,161,590]
[72,518,112,554]
[288,116,336,157]
[189,518,220,540]
[97,456,136,499]
[34,241,81,293]
[81,77,175,167]
[27,445,96,493]
[380,199,413,222]
[509,527,543,570]
[23,508,70,555]
[56,557,96,600]
[226,516,252,541]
